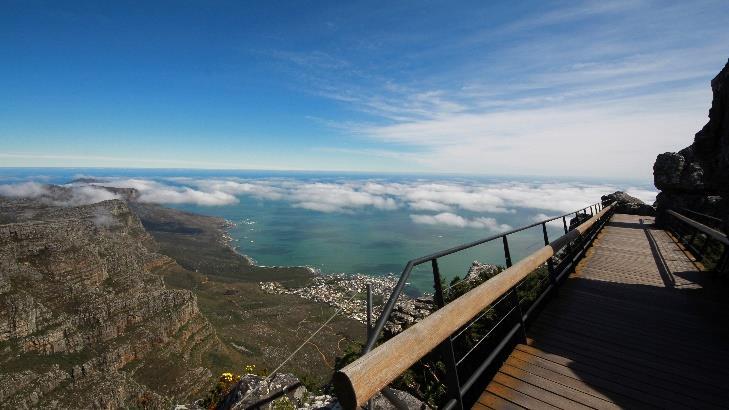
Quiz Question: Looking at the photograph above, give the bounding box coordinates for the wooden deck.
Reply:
[475,214,729,409]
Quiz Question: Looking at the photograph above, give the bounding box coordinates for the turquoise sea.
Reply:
[0,168,657,292]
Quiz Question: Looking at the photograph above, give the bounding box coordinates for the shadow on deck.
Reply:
[476,214,729,409]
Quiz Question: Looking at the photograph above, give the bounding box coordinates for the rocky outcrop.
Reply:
[653,59,729,231]
[464,261,502,283]
[601,191,655,216]
[0,193,220,408]
[384,297,435,337]
[217,372,428,410]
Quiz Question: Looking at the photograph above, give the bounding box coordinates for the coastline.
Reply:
[220,217,322,275]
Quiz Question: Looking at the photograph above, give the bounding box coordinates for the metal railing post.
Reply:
[366,284,373,410]
[697,233,709,262]
[718,247,729,275]
[502,236,513,268]
[510,288,527,343]
[562,215,574,266]
[432,259,446,306]
[366,284,373,339]
[542,222,557,290]
[431,259,464,410]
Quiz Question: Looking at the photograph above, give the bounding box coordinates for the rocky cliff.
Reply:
[653,59,729,231]
[0,193,220,408]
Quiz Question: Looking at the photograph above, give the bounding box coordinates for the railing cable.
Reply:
[269,290,361,377]
[240,290,361,409]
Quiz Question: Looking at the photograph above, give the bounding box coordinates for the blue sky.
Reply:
[1,1,728,180]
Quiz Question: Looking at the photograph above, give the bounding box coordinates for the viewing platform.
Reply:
[476,214,729,409]
[334,206,729,410]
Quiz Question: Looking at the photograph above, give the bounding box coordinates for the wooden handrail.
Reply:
[332,204,614,409]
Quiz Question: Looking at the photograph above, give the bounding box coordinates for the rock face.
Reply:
[653,59,729,231]
[0,192,220,408]
[601,191,655,216]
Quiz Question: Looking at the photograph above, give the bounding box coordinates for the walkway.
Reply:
[475,214,729,409]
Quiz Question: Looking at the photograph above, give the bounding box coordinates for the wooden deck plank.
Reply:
[527,325,728,388]
[535,310,727,355]
[485,381,561,410]
[474,214,729,409]
[476,391,525,410]
[491,372,594,410]
[510,345,725,408]
[516,341,729,407]
[528,318,729,367]
[499,364,622,410]
[504,354,684,409]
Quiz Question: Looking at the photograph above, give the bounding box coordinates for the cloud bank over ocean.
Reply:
[0,176,657,232]
[0,181,120,206]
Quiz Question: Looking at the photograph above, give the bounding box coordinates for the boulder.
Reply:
[601,191,655,216]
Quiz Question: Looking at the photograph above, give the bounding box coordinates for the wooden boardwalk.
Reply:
[475,214,729,409]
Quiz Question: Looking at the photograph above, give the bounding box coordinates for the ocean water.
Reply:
[0,168,657,292]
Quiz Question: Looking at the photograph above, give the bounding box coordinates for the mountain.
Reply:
[0,184,364,408]
[0,192,221,408]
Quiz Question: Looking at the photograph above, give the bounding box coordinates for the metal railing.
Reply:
[334,201,614,409]
[677,208,723,230]
[666,209,728,273]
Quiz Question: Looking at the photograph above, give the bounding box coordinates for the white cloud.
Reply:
[0,182,48,198]
[0,182,119,206]
[189,180,285,200]
[64,186,120,206]
[410,212,512,232]
[531,213,569,228]
[357,88,709,179]
[139,186,238,206]
[87,178,239,206]
[289,182,399,213]
[266,1,728,179]
[19,177,655,222]
[408,199,453,212]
